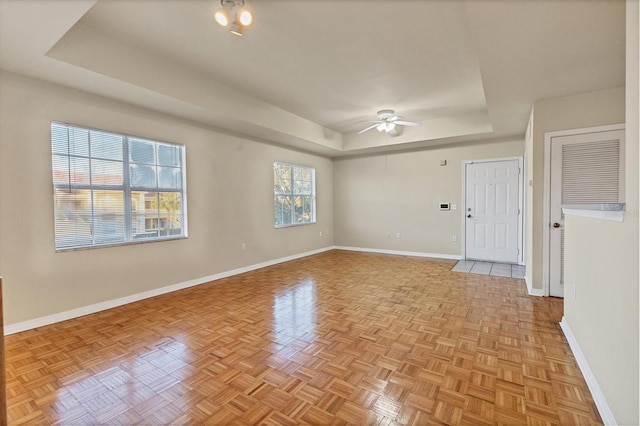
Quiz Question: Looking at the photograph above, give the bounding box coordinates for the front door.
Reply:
[465,159,521,263]
[548,129,624,297]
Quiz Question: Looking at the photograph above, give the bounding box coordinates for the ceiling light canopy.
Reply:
[214,0,253,36]
[229,20,244,36]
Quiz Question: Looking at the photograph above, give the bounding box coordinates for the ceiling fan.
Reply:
[358,109,422,136]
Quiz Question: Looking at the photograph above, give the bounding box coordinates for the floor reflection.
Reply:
[273,279,317,344]
[51,337,191,423]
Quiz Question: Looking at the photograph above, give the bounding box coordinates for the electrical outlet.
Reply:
[241,243,246,251]
[319,231,323,237]
[395,232,401,239]
[386,232,391,238]
[452,235,457,242]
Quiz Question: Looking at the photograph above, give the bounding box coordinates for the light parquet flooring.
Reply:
[5,250,601,425]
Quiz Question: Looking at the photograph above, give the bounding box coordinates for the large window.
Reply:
[52,122,186,250]
[274,162,315,227]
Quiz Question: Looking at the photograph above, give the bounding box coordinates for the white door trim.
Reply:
[462,156,524,265]
[542,124,625,296]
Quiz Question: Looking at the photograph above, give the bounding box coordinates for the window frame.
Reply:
[273,161,316,228]
[51,122,188,251]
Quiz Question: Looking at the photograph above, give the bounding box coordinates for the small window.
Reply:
[274,162,316,227]
[52,122,187,250]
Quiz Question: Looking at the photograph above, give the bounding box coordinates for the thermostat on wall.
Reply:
[439,203,450,211]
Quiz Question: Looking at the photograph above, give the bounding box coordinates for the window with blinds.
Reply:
[52,122,187,250]
[274,162,316,227]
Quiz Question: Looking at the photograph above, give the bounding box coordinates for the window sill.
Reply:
[56,235,188,252]
[562,203,625,222]
[275,222,316,229]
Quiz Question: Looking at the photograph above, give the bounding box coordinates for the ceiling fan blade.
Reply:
[393,120,422,127]
[357,123,381,134]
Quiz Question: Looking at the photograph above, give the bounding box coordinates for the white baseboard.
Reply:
[525,274,544,296]
[334,246,463,260]
[560,317,617,426]
[4,246,334,335]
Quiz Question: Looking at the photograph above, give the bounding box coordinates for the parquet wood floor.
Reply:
[5,250,601,425]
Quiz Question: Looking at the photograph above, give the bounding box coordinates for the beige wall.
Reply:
[563,2,639,423]
[528,87,625,290]
[0,72,334,325]
[333,139,524,255]
[563,216,638,424]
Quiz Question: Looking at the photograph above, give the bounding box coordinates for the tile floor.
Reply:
[452,260,525,278]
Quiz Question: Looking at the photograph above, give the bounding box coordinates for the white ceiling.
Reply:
[0,0,626,157]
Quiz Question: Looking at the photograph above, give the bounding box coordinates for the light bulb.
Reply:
[237,7,253,26]
[386,122,396,132]
[214,8,229,26]
[376,123,386,132]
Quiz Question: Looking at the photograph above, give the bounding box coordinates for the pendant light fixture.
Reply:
[214,0,253,36]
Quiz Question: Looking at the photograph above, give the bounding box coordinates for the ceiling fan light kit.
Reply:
[358,109,422,137]
[214,0,253,36]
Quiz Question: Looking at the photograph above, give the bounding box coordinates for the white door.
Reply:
[548,129,624,297]
[465,159,520,263]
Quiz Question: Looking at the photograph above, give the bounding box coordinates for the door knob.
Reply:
[553,222,561,228]
[467,214,472,218]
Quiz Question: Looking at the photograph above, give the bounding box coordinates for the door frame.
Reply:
[462,156,524,265]
[542,124,625,296]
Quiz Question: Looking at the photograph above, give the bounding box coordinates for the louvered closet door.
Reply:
[549,129,625,297]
